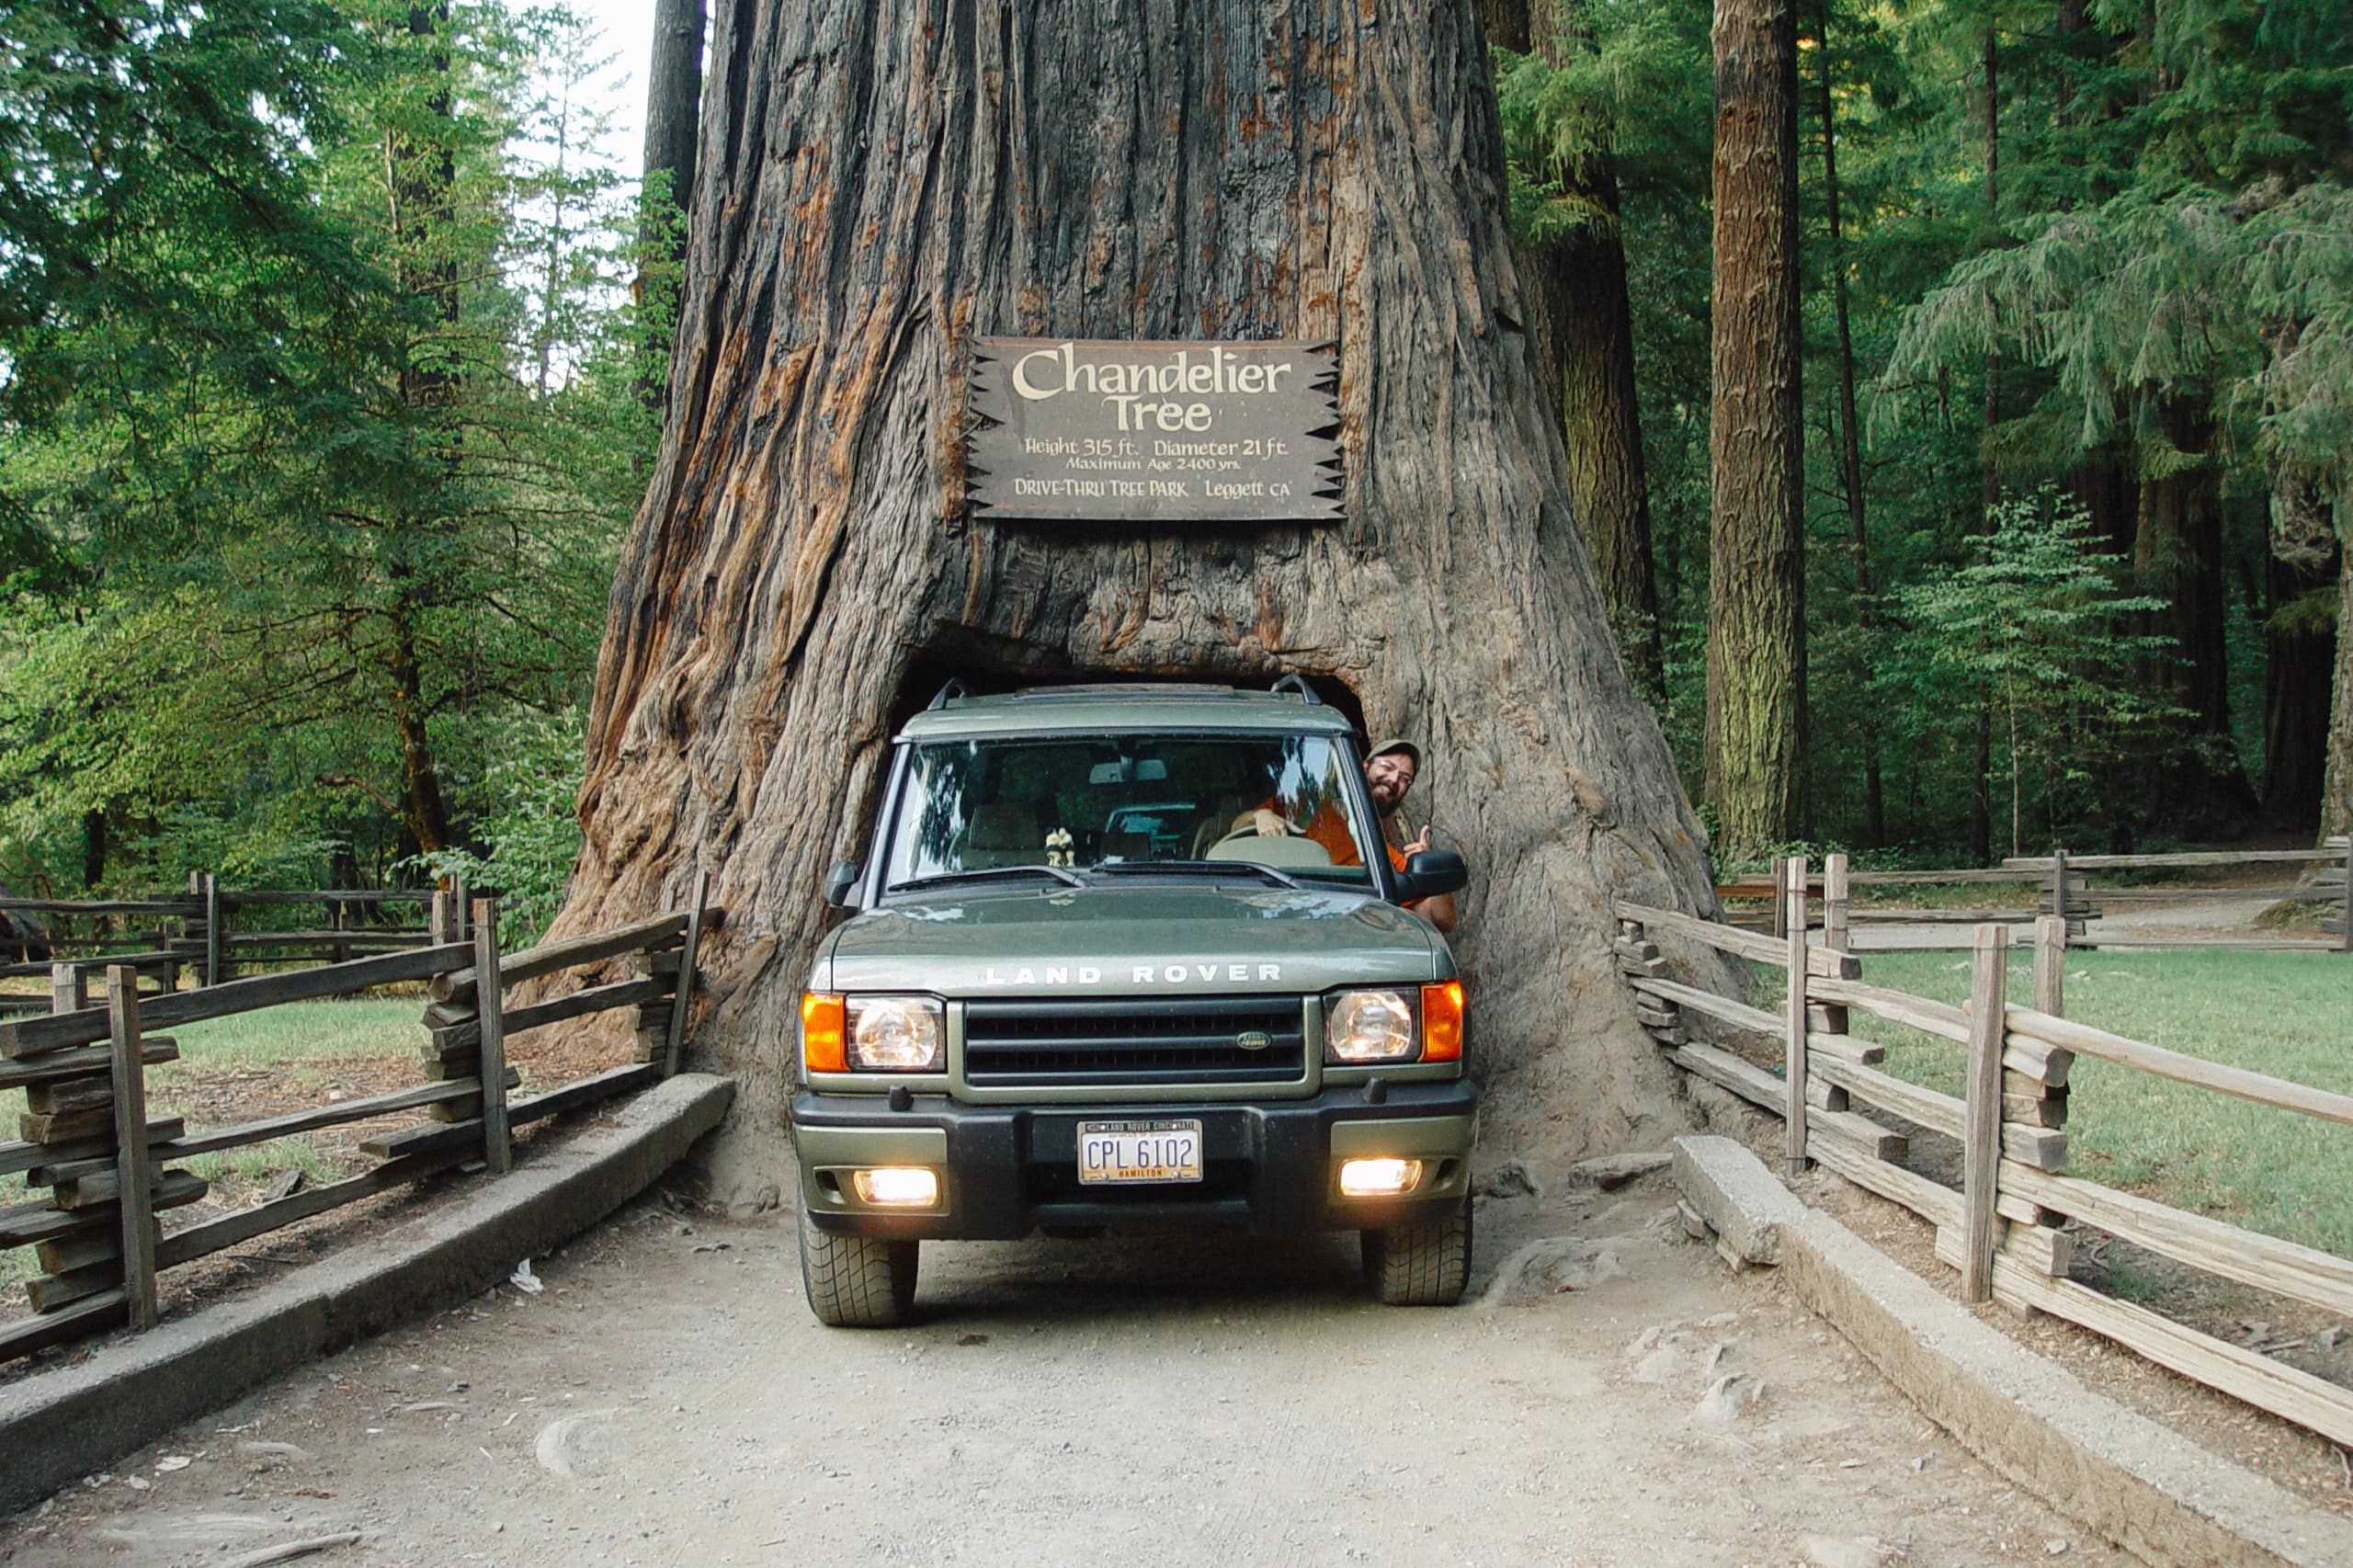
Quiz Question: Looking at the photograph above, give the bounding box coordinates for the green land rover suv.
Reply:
[789,680,1478,1326]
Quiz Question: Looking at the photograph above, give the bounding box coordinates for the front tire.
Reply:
[1361,1193,1472,1306]
[798,1204,918,1327]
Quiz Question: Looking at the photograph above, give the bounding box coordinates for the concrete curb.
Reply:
[1671,1134,2353,1568]
[0,1073,734,1515]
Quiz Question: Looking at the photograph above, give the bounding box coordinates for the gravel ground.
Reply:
[0,1168,2125,1568]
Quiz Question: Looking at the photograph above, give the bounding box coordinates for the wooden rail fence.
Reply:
[0,873,715,1362]
[1620,851,2353,1449]
[0,878,473,1015]
[1711,835,2349,952]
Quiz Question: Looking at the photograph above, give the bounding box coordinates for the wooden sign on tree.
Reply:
[965,337,1343,523]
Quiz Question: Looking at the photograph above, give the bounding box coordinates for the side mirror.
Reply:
[823,859,863,910]
[1393,849,1467,903]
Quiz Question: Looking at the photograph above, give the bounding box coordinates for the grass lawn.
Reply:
[1846,949,2353,1259]
[4,996,426,1290]
[152,995,423,1077]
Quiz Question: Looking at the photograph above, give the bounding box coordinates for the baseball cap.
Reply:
[1366,738,1422,770]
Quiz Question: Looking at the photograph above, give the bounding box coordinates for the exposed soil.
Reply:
[0,1006,645,1350]
[0,1107,623,1394]
[0,1166,2129,1567]
[1810,1163,2353,1520]
[1687,872,2353,1517]
[1683,1085,2353,1526]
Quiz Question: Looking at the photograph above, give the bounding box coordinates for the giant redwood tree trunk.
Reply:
[1507,0,1666,702]
[2262,472,2338,825]
[639,0,703,252]
[2326,542,2353,844]
[2135,397,2256,829]
[554,0,1724,1194]
[1705,0,1807,853]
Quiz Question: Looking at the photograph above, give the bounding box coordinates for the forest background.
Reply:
[1,0,2347,931]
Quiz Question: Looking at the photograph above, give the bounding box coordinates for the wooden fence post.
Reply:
[50,960,86,1015]
[2340,836,2351,955]
[1784,857,1809,1176]
[1961,923,2009,1303]
[453,875,470,944]
[429,890,454,946]
[472,898,511,1176]
[107,965,159,1331]
[1769,856,1790,940]
[665,869,711,1078]
[202,873,222,988]
[1823,853,1850,953]
[1812,854,1854,1114]
[1615,915,1680,1044]
[2032,914,2066,1017]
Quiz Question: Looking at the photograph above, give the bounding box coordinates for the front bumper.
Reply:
[790,1078,1478,1240]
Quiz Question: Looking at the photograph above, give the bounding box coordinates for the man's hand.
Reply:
[1402,824,1434,857]
[1252,808,1289,838]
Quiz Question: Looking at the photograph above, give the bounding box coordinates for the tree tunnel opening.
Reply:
[885,635,1370,743]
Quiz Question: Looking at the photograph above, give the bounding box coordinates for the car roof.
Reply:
[896,684,1358,743]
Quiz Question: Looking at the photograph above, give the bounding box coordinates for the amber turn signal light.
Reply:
[801,992,847,1073]
[1420,980,1465,1062]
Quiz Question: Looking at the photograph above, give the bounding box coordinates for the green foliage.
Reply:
[0,0,660,893]
[417,706,585,944]
[1859,949,2353,1259]
[1495,0,2350,854]
[1490,1,1710,245]
[1890,492,2180,851]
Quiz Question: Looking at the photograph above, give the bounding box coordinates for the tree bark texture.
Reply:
[2135,396,2256,828]
[1814,9,1881,847]
[641,0,705,242]
[1481,0,1529,51]
[2263,531,2337,825]
[1705,0,1806,853]
[2325,539,2353,843]
[1517,6,1665,702]
[81,809,106,891]
[556,0,1723,1187]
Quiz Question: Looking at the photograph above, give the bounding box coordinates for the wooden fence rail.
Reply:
[1711,836,2350,951]
[1619,851,2353,1449]
[0,884,719,1363]
[0,880,468,1008]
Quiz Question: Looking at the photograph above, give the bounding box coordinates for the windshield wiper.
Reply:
[1089,859,1301,890]
[891,864,1087,892]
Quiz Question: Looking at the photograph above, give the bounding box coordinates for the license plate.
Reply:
[1076,1119,1203,1185]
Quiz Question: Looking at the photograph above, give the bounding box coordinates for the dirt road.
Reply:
[0,1173,2125,1567]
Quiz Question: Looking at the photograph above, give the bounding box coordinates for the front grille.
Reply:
[962,996,1307,1086]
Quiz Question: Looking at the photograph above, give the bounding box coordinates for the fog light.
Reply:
[851,1167,940,1207]
[1338,1157,1423,1198]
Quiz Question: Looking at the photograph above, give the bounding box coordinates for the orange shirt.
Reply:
[1252,797,1410,873]
[1252,796,1372,868]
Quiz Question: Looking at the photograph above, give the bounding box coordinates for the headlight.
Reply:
[1325,989,1418,1063]
[1339,1157,1425,1197]
[847,995,945,1071]
[851,1167,940,1206]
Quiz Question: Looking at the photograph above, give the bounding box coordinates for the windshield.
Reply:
[881,734,1380,890]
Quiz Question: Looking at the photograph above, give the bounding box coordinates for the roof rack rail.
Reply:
[926,678,972,710]
[1270,674,1322,705]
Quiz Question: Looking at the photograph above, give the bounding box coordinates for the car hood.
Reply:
[819,882,1444,997]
